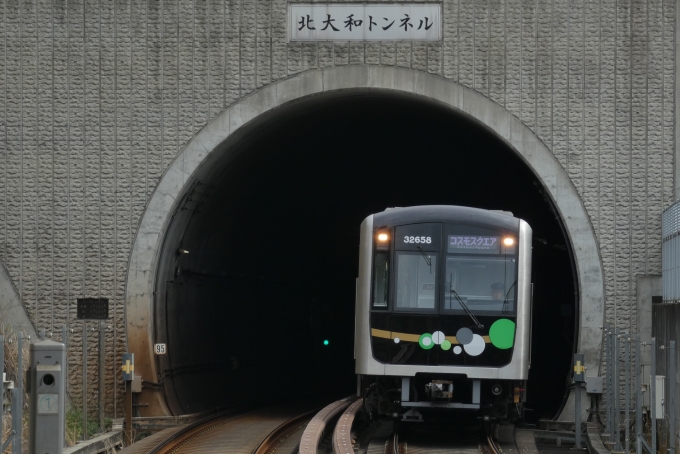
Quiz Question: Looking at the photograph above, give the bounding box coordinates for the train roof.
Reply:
[372,205,521,230]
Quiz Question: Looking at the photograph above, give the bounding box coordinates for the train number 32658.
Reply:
[404,236,432,244]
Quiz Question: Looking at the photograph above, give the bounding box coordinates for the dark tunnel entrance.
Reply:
[154,91,577,422]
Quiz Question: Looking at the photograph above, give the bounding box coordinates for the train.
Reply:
[354,205,532,422]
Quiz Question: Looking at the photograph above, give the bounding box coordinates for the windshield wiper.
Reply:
[416,246,432,272]
[502,280,517,314]
[449,284,484,329]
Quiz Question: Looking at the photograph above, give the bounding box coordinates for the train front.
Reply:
[355,206,532,421]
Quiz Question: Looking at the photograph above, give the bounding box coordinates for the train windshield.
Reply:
[444,256,516,314]
[395,252,438,310]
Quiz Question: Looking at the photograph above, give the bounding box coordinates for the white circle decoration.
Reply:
[432,331,445,345]
[394,337,400,344]
[463,334,486,356]
[422,336,432,347]
[453,346,462,354]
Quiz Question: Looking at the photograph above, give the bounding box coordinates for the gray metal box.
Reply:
[654,375,665,419]
[132,375,142,393]
[28,340,66,454]
[585,376,603,394]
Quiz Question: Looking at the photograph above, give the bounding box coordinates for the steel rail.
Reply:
[332,398,364,454]
[489,423,519,454]
[390,424,487,454]
[251,409,318,454]
[299,396,358,454]
[148,408,254,454]
[487,431,502,454]
[387,431,400,454]
[146,399,351,454]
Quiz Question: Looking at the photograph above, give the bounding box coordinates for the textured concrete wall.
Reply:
[0,0,675,417]
[0,259,36,335]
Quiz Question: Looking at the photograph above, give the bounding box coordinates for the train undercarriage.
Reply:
[360,375,526,423]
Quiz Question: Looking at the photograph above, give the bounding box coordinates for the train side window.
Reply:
[372,252,390,308]
[395,252,438,310]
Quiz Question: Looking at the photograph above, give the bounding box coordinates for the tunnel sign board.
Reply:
[76,298,109,320]
[122,353,134,381]
[154,343,167,355]
[289,4,442,41]
[573,353,585,382]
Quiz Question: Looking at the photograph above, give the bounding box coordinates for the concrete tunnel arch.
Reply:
[124,65,605,418]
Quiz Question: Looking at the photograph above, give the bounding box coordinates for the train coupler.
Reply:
[425,380,454,400]
[401,409,423,422]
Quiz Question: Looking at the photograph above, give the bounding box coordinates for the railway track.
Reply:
[144,405,318,454]
[133,396,524,454]
[252,409,318,454]
[486,426,504,454]
[382,424,502,454]
[313,396,513,454]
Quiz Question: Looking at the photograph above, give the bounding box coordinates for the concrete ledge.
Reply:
[515,429,539,454]
[0,260,36,338]
[64,431,123,454]
[540,419,576,431]
[132,413,200,431]
[533,429,576,442]
[586,423,610,454]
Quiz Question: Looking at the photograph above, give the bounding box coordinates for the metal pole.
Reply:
[82,323,88,441]
[615,329,622,452]
[610,328,615,437]
[652,338,657,454]
[575,377,582,448]
[0,334,4,441]
[11,388,21,454]
[13,333,23,454]
[62,325,69,445]
[625,335,630,454]
[62,326,68,397]
[603,326,607,435]
[636,335,643,454]
[607,327,613,436]
[616,331,621,448]
[17,333,22,391]
[99,321,105,431]
[670,340,676,454]
[125,381,133,446]
[604,327,609,435]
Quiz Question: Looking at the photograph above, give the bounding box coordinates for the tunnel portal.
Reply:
[151,90,578,421]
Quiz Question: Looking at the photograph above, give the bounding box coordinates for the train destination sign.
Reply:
[448,235,500,254]
[289,4,442,42]
[76,298,109,320]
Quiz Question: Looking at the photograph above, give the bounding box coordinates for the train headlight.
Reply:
[503,237,515,246]
[491,384,503,395]
[376,231,391,251]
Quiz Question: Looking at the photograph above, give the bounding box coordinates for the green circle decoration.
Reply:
[418,333,434,350]
[441,340,452,351]
[489,319,516,349]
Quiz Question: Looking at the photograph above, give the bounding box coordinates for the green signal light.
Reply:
[323,340,329,346]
